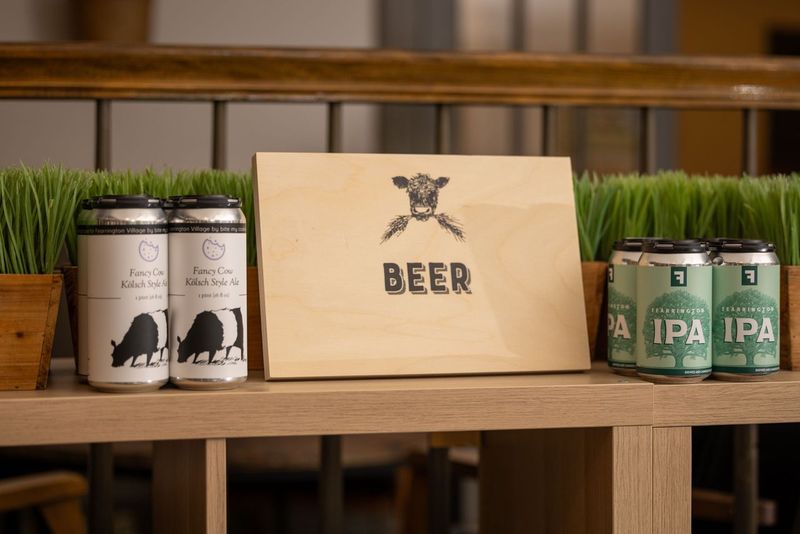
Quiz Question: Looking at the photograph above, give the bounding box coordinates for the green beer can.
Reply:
[636,239,712,383]
[607,238,646,376]
[712,239,780,381]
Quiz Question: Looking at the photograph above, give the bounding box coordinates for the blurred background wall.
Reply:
[0,0,654,174]
[0,0,798,173]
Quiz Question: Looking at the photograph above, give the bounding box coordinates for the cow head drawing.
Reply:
[394,174,448,221]
[381,173,465,243]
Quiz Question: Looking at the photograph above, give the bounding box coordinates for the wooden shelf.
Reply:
[8,359,800,534]
[0,360,652,447]
[9,360,800,446]
[654,370,800,427]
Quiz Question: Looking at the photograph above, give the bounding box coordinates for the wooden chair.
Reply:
[0,471,87,534]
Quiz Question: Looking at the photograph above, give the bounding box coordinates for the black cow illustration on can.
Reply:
[168,195,248,390]
[110,310,169,368]
[176,308,244,364]
[85,195,169,393]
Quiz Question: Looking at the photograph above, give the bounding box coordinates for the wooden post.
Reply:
[480,426,651,533]
[735,108,759,534]
[153,439,227,534]
[95,100,111,171]
[639,107,656,174]
[212,101,228,170]
[320,435,343,534]
[427,446,450,534]
[320,102,344,534]
[734,425,758,534]
[91,97,113,534]
[88,443,113,534]
[652,427,691,534]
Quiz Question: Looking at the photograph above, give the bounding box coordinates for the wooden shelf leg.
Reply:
[597,425,653,534]
[153,439,227,534]
[480,426,651,534]
[653,427,691,534]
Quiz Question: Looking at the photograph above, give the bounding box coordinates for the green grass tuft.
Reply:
[4,166,800,273]
[2,166,256,273]
[574,171,800,264]
[0,165,90,274]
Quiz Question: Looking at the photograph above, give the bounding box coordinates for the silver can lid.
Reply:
[95,195,163,209]
[718,238,775,253]
[612,237,659,252]
[170,195,241,209]
[642,238,707,254]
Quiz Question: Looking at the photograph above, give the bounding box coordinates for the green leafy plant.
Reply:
[573,173,614,262]
[600,174,653,259]
[5,166,800,275]
[574,172,800,265]
[0,166,90,274]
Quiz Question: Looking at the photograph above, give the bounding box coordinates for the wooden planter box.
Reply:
[581,261,608,360]
[0,273,63,390]
[781,266,800,370]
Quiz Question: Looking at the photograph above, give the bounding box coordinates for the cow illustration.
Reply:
[381,173,465,243]
[110,310,168,367]
[176,308,244,364]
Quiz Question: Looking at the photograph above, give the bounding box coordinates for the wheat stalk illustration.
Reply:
[381,215,411,243]
[434,213,466,241]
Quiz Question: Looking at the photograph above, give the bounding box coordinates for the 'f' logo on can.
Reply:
[742,266,758,286]
[671,266,687,287]
[608,265,615,283]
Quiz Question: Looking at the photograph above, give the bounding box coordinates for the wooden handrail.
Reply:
[1,43,800,108]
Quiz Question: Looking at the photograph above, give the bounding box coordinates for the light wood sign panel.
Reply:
[253,153,589,379]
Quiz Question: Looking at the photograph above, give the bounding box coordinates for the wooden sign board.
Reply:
[253,153,589,379]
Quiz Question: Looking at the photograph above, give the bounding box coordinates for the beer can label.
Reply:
[712,265,780,373]
[86,226,169,383]
[636,265,712,376]
[607,264,637,369]
[169,223,247,380]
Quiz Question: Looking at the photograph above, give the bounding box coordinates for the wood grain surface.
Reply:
[582,261,607,359]
[0,274,62,390]
[246,266,262,372]
[480,426,651,534]
[0,359,651,446]
[608,426,652,534]
[652,427,691,534]
[653,371,800,426]
[254,153,589,378]
[2,44,800,109]
[153,439,226,534]
[781,265,800,369]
